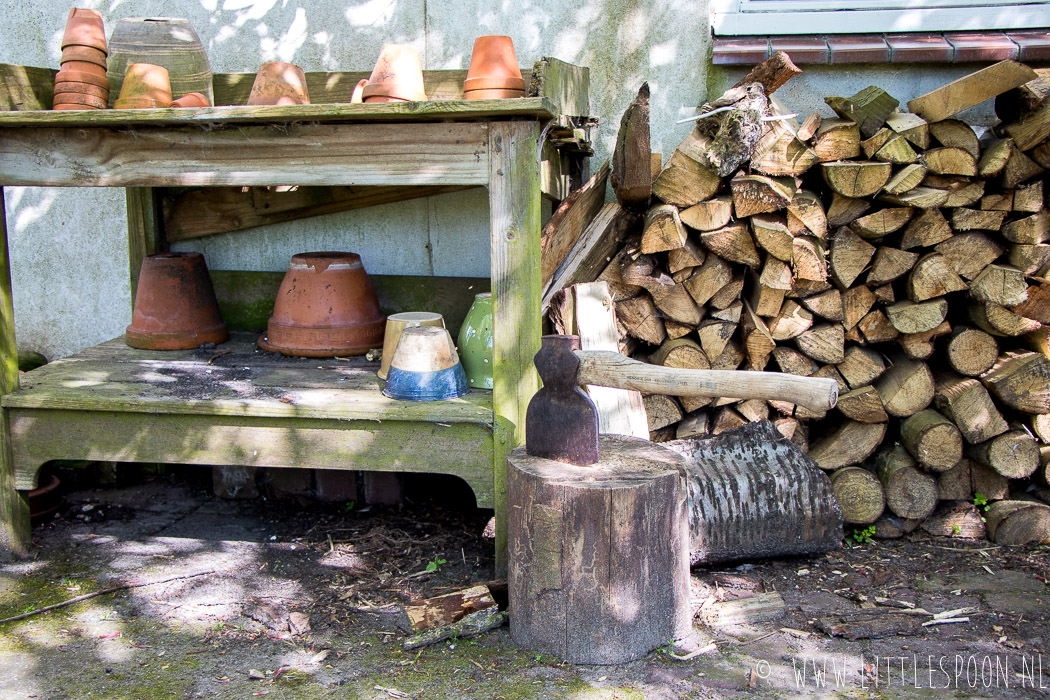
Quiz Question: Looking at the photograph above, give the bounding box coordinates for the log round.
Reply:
[831,467,885,525]
[507,435,692,665]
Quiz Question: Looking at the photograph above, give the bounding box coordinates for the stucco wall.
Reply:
[0,1,1028,359]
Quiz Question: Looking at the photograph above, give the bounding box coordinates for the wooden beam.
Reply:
[126,188,163,311]
[907,61,1038,123]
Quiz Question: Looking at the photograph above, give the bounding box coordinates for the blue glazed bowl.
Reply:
[382,325,470,401]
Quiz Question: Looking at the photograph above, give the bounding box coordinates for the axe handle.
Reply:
[574,350,838,412]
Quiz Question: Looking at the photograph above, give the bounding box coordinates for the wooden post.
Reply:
[489,122,542,575]
[0,188,29,558]
[508,436,692,664]
[126,187,163,312]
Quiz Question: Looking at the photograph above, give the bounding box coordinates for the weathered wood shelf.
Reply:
[0,59,593,565]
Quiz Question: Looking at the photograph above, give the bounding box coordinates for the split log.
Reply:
[852,208,913,239]
[1028,413,1050,444]
[665,421,843,564]
[937,458,976,501]
[711,406,748,434]
[907,253,968,302]
[641,204,687,254]
[906,60,1038,122]
[730,173,796,217]
[838,346,887,390]
[874,446,938,520]
[868,247,919,285]
[616,295,666,345]
[701,222,761,267]
[799,288,844,322]
[808,420,887,471]
[886,299,948,334]
[742,301,775,370]
[827,193,871,227]
[1000,144,1044,189]
[697,319,738,360]
[540,161,610,289]
[397,585,496,634]
[934,373,1009,444]
[969,264,1028,307]
[1014,181,1045,213]
[874,134,919,164]
[750,213,794,262]
[786,190,828,238]
[797,113,821,142]
[821,162,892,198]
[984,500,1050,545]
[900,409,963,472]
[830,467,885,525]
[980,351,1050,414]
[829,227,876,289]
[978,138,1013,177]
[685,255,734,307]
[825,86,899,138]
[995,71,1050,123]
[900,208,952,250]
[857,308,900,344]
[925,175,984,208]
[796,323,845,364]
[836,386,889,423]
[651,337,709,371]
[970,301,1042,337]
[1001,211,1049,245]
[879,186,951,209]
[680,196,733,231]
[950,207,1006,232]
[842,286,876,332]
[709,275,745,310]
[644,394,684,432]
[813,119,861,162]
[885,111,930,149]
[935,233,1004,280]
[884,164,928,195]
[751,114,818,177]
[666,239,705,275]
[768,300,813,341]
[929,119,980,157]
[652,148,722,208]
[792,236,827,283]
[920,502,987,539]
[676,411,709,440]
[873,514,923,539]
[875,356,934,417]
[898,320,952,361]
[968,428,1040,479]
[698,592,787,628]
[611,83,652,211]
[981,191,1014,211]
[508,436,692,664]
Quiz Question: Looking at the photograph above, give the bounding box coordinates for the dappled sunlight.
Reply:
[9,187,56,235]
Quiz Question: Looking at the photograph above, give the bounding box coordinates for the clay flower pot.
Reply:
[171,91,210,108]
[28,473,62,524]
[60,45,108,68]
[362,44,426,103]
[378,312,445,380]
[114,63,171,108]
[61,8,107,54]
[54,68,110,90]
[126,252,229,350]
[457,292,494,388]
[58,60,108,79]
[463,36,525,99]
[247,62,310,105]
[258,252,385,358]
[52,93,108,110]
[382,326,469,401]
[106,17,212,108]
[350,78,368,104]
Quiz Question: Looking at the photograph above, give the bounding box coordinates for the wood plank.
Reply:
[906,61,1038,123]
[488,121,543,573]
[540,160,610,289]
[0,64,54,111]
[0,188,29,556]
[126,188,163,312]
[530,57,590,117]
[8,409,494,506]
[163,185,475,242]
[0,122,492,187]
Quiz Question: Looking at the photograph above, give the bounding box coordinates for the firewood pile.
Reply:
[542,53,1050,545]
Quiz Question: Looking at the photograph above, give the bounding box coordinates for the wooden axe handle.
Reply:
[574,350,838,412]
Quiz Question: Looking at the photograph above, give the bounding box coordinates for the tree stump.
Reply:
[507,435,692,665]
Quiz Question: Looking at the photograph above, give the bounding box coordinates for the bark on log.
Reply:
[730,51,802,95]
[664,421,843,565]
[968,428,1040,479]
[875,357,934,418]
[508,436,692,665]
[980,351,1050,414]
[874,447,939,520]
[900,408,963,472]
[933,373,1009,445]
[984,500,1050,546]
[808,420,888,471]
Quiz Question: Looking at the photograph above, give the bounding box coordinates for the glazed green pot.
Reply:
[457,292,493,389]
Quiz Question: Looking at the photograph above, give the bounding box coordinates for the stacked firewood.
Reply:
[543,53,1050,545]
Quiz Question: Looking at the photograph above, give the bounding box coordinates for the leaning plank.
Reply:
[611,83,652,211]
[664,421,842,565]
[906,60,1038,123]
[540,160,611,289]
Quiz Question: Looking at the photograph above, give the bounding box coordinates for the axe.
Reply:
[525,334,839,465]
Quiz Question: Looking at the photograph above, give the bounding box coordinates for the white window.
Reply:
[712,0,1050,36]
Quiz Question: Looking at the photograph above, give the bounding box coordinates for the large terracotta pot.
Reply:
[362,44,426,103]
[126,252,229,350]
[383,326,469,401]
[61,8,107,54]
[106,17,212,108]
[463,36,525,100]
[457,292,494,389]
[246,62,310,106]
[259,252,385,357]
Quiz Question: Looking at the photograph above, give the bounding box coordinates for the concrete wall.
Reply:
[0,1,1017,359]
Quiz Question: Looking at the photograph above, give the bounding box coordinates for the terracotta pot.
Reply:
[52,93,108,110]
[247,62,310,106]
[113,96,167,109]
[60,45,108,68]
[53,104,97,111]
[61,8,107,54]
[54,68,110,89]
[350,78,368,104]
[382,326,469,401]
[362,44,426,103]
[126,252,229,350]
[53,81,109,99]
[378,312,445,380]
[106,17,212,108]
[28,473,62,524]
[457,292,494,389]
[463,36,525,99]
[116,63,172,105]
[258,252,385,357]
[171,91,210,108]
[58,60,107,78]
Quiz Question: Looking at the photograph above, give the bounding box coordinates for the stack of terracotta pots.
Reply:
[53,8,110,111]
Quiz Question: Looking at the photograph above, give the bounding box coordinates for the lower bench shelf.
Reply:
[3,333,496,507]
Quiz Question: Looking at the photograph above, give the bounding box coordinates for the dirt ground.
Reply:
[2,467,1049,699]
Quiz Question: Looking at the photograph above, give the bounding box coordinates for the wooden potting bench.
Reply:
[0,60,592,565]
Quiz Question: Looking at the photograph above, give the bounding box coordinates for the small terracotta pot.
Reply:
[247,62,310,106]
[60,45,108,68]
[350,78,368,104]
[28,473,62,524]
[378,312,445,380]
[117,63,172,106]
[113,96,167,109]
[171,92,210,108]
[53,81,110,99]
[58,60,108,78]
[363,44,426,103]
[55,68,110,89]
[61,8,107,54]
[463,36,525,99]
[383,326,469,401]
[258,252,385,357]
[126,252,229,350]
[52,93,108,110]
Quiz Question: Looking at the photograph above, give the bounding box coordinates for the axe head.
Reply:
[524,335,600,465]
